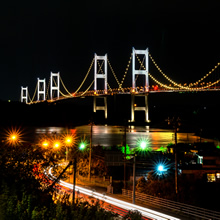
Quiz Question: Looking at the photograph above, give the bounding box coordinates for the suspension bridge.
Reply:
[20,47,220,122]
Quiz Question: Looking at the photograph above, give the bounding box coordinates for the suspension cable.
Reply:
[148,73,178,90]
[74,58,94,94]
[188,63,220,87]
[78,80,94,97]
[29,83,38,103]
[97,60,112,92]
[120,54,132,88]
[148,52,220,90]
[46,76,51,100]
[107,59,121,87]
[60,75,73,96]
[137,53,191,90]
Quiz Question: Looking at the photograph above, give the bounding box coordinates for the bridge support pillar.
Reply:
[93,96,107,119]
[131,47,149,123]
[131,94,149,123]
[37,78,46,101]
[21,86,28,103]
[50,72,60,100]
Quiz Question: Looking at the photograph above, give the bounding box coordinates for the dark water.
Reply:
[33,125,218,149]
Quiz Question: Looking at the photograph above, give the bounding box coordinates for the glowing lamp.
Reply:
[11,135,17,140]
[140,141,147,150]
[65,137,72,145]
[42,141,49,147]
[158,165,164,172]
[54,142,60,149]
[79,142,86,150]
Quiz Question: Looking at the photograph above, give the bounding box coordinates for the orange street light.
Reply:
[54,141,60,149]
[42,140,49,147]
[65,137,72,145]
[11,135,17,141]
[5,127,23,145]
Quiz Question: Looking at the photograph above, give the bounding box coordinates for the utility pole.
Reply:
[88,121,93,181]
[123,122,127,189]
[174,123,178,196]
[167,117,180,198]
[132,154,136,204]
[72,158,77,204]
[126,153,136,204]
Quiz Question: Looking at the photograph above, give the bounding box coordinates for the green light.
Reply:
[79,143,86,150]
[217,145,220,149]
[79,142,86,150]
[136,137,152,152]
[140,141,147,150]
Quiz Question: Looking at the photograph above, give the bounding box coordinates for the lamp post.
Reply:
[132,154,136,204]
[72,158,77,204]
[167,117,181,197]
[65,137,72,162]
[88,121,94,181]
[126,153,137,204]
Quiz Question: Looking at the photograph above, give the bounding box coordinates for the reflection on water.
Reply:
[34,125,218,149]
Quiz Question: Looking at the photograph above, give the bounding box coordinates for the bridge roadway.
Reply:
[47,86,220,103]
[47,168,189,220]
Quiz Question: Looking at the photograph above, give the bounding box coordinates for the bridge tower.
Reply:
[50,72,60,100]
[93,53,108,119]
[131,47,149,122]
[37,78,46,101]
[21,86,28,103]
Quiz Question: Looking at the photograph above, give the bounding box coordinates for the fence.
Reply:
[122,189,220,220]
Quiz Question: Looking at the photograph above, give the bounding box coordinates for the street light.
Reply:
[64,136,73,162]
[42,140,49,148]
[136,137,152,153]
[79,141,87,150]
[5,127,23,145]
[157,165,164,172]
[167,116,181,197]
[54,141,61,149]
[126,153,137,204]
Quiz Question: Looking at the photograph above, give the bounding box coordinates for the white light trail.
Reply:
[47,168,180,220]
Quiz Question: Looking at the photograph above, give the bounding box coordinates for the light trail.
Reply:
[47,167,180,220]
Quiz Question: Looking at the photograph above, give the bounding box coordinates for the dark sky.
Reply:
[1,0,220,101]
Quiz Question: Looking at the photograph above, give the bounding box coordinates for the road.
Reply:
[48,167,180,220]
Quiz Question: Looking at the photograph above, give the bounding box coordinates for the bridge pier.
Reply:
[131,47,149,123]
[93,96,108,119]
[131,93,149,123]
[21,86,28,103]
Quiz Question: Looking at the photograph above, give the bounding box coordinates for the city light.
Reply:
[53,140,61,149]
[157,165,165,172]
[42,140,49,147]
[154,160,170,177]
[136,137,152,153]
[79,141,87,150]
[62,131,77,147]
[5,127,23,145]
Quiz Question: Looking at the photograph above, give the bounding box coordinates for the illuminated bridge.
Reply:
[20,47,220,122]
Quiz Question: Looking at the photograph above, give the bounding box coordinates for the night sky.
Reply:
[1,0,220,101]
